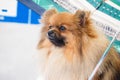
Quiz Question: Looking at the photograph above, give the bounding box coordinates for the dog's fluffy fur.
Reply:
[37,9,120,80]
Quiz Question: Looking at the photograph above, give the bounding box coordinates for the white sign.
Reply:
[0,0,17,17]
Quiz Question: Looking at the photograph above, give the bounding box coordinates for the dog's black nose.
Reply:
[48,30,55,37]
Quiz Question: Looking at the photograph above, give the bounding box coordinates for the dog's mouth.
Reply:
[47,31,65,47]
[48,36,65,47]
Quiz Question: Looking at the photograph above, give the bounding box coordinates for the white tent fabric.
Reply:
[0,22,42,80]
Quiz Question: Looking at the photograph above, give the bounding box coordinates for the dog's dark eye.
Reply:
[59,26,66,31]
[49,26,53,29]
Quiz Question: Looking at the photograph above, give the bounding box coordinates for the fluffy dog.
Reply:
[37,9,120,80]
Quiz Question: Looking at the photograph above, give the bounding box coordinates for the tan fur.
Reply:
[37,9,120,80]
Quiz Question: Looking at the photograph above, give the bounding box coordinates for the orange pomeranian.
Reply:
[37,9,120,80]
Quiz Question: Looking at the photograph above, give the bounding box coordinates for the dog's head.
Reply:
[38,9,96,48]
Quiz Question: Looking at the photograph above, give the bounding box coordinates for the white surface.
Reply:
[0,22,41,80]
[0,0,17,17]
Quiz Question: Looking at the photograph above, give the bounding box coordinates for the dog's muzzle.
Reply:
[47,30,65,47]
[47,30,56,39]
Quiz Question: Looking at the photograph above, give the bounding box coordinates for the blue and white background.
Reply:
[0,0,42,80]
[0,0,40,24]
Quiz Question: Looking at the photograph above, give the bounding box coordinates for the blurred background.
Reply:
[0,0,120,80]
[0,0,41,80]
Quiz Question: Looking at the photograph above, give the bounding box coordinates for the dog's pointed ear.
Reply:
[41,8,57,24]
[74,10,90,27]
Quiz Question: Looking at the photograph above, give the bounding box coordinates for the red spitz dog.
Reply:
[37,9,120,80]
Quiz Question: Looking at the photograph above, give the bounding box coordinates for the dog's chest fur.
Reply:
[39,46,98,80]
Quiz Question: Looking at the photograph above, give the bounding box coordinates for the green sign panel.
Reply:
[111,0,120,6]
